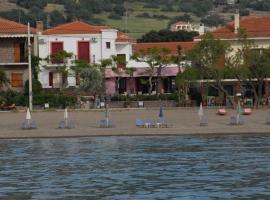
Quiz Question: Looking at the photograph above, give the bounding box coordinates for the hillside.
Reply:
[0,0,269,39]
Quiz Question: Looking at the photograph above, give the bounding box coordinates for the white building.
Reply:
[170,21,205,35]
[38,20,133,88]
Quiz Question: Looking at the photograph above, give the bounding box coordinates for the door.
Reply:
[78,41,90,62]
[14,43,20,63]
[49,72,53,87]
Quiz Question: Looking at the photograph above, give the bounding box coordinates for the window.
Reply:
[116,54,126,68]
[51,42,64,64]
[106,42,111,49]
[78,41,90,62]
[11,73,23,87]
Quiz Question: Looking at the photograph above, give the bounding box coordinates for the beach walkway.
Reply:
[0,108,269,139]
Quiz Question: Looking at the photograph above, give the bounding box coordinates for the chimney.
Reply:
[36,21,44,33]
[234,12,239,34]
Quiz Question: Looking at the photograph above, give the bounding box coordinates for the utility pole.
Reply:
[27,23,33,111]
[124,1,128,34]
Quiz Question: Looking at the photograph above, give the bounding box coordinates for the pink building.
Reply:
[105,42,196,95]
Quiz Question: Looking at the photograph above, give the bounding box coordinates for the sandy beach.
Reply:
[0,107,270,139]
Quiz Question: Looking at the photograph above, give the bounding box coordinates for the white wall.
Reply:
[38,30,133,88]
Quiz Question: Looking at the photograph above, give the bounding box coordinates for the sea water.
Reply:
[0,135,270,199]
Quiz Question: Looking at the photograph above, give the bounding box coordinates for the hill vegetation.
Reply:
[0,0,269,39]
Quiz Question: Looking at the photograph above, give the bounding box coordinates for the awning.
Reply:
[105,67,180,78]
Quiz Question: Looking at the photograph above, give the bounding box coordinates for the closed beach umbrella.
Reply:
[236,101,242,124]
[64,108,68,120]
[198,102,203,120]
[159,106,164,118]
[105,104,109,127]
[26,108,31,120]
[236,101,242,115]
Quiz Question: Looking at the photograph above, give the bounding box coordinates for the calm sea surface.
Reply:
[0,135,270,199]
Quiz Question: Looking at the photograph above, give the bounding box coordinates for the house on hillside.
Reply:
[194,14,270,106]
[0,18,37,91]
[170,21,205,35]
[38,20,134,89]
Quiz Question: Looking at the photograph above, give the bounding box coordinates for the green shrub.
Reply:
[24,79,42,95]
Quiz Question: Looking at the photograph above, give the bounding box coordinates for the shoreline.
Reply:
[0,108,270,139]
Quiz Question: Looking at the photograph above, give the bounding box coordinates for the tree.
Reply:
[227,29,270,108]
[46,50,73,89]
[189,33,235,106]
[79,67,103,96]
[137,29,198,43]
[0,69,9,90]
[132,47,171,94]
[176,67,200,105]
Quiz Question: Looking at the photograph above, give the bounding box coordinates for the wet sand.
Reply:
[0,108,270,139]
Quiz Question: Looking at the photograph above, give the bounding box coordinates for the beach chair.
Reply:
[266,116,270,125]
[200,116,208,126]
[243,108,252,115]
[136,119,145,127]
[217,108,227,115]
[144,120,155,128]
[99,119,114,128]
[58,120,75,129]
[21,120,37,130]
[229,116,244,125]
[229,116,237,125]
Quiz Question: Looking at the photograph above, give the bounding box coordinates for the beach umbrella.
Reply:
[64,108,68,127]
[64,108,68,120]
[26,108,31,120]
[105,104,109,128]
[26,108,31,126]
[198,102,203,121]
[236,101,242,125]
[159,106,164,118]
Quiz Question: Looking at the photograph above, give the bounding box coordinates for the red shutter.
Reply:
[51,42,63,64]
[78,41,90,62]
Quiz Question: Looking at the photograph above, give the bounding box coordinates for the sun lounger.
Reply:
[217,108,227,115]
[99,119,114,128]
[136,119,145,127]
[200,116,208,126]
[243,108,252,115]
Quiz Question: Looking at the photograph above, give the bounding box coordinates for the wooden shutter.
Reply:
[14,43,21,63]
[78,41,90,62]
[51,42,64,64]
[11,73,23,87]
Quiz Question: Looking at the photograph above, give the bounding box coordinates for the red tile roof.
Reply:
[43,20,109,35]
[116,31,135,43]
[0,18,36,34]
[43,20,134,43]
[210,16,270,39]
[133,42,197,54]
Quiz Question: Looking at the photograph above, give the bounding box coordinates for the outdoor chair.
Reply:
[144,120,155,128]
[229,116,244,125]
[58,120,75,129]
[200,116,208,126]
[136,119,145,127]
[99,119,115,128]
